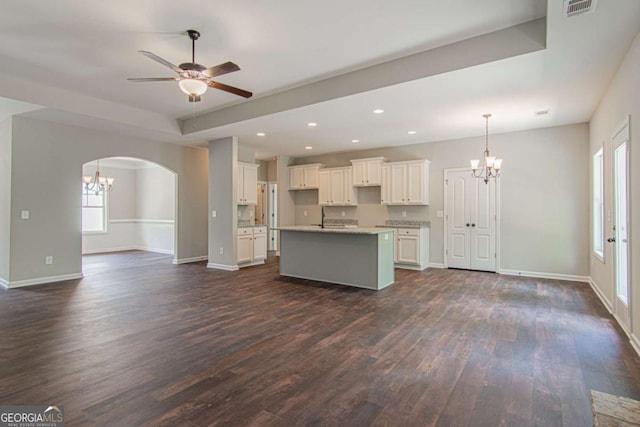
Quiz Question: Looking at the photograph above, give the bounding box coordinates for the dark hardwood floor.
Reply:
[1,251,639,426]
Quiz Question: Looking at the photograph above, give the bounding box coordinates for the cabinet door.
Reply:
[318,170,331,205]
[343,169,357,205]
[290,168,304,189]
[243,165,258,205]
[390,164,406,204]
[303,166,319,188]
[406,162,425,204]
[381,165,391,205]
[253,232,267,260]
[330,169,345,204]
[397,235,420,264]
[366,160,382,185]
[237,234,253,263]
[353,162,367,185]
[237,165,246,203]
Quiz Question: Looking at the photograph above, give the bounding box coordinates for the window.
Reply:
[593,148,604,259]
[82,184,107,233]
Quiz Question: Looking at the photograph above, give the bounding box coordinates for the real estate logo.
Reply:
[0,405,64,427]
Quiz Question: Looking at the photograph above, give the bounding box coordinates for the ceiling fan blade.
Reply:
[139,51,183,74]
[127,77,178,82]
[207,81,253,98]
[204,61,240,78]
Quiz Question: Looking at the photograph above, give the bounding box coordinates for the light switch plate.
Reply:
[436,210,444,218]
[402,211,407,218]
[341,211,345,217]
[21,210,29,220]
[212,210,217,217]
[303,210,308,217]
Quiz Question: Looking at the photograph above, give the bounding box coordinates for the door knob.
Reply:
[607,237,616,243]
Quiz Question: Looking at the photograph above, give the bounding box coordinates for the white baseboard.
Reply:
[173,256,208,265]
[499,269,590,283]
[207,263,239,271]
[83,246,174,255]
[588,277,613,313]
[4,273,84,289]
[0,277,8,289]
[630,334,640,358]
[429,263,446,269]
[238,259,265,268]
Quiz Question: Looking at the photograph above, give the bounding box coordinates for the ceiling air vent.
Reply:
[564,0,597,18]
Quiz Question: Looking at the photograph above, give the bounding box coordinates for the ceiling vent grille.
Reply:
[564,0,597,18]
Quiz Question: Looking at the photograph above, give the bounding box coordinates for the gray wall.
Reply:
[257,160,268,182]
[294,123,590,276]
[589,30,640,335]
[0,117,11,283]
[6,116,208,284]
[208,137,237,267]
[137,166,175,221]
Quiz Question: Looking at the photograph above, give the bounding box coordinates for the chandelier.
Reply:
[470,113,503,183]
[83,159,114,195]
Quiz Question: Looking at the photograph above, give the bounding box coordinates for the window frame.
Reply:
[82,184,108,235]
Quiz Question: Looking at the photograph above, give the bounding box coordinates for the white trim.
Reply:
[429,263,446,269]
[4,273,83,289]
[499,269,590,283]
[82,246,174,255]
[613,313,631,337]
[630,334,640,358]
[395,263,428,271]
[109,219,175,224]
[589,277,613,313]
[173,255,208,265]
[207,263,239,271]
[238,259,266,268]
[0,277,8,289]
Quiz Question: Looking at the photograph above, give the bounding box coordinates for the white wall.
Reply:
[589,31,640,337]
[0,117,12,283]
[296,123,590,277]
[6,116,208,286]
[81,164,176,255]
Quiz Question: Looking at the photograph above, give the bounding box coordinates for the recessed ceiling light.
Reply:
[256,132,266,136]
[407,131,416,135]
[305,146,313,150]
[307,122,317,127]
[352,139,360,143]
[373,109,384,114]
[535,109,550,116]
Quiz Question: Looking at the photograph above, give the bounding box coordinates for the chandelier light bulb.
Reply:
[470,159,480,171]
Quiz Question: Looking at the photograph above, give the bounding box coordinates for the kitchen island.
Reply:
[276,226,395,290]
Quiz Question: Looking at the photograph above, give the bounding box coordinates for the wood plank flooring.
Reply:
[1,251,639,426]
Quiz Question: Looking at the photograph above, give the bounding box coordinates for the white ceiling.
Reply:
[1,0,639,159]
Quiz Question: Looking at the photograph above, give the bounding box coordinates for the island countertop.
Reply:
[275,225,392,235]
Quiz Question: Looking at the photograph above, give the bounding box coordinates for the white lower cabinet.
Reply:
[237,226,267,267]
[392,227,430,270]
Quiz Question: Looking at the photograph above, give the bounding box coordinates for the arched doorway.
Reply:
[80,157,178,274]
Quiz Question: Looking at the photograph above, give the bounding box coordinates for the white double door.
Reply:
[446,170,496,272]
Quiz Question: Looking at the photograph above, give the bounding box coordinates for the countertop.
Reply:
[276,225,394,235]
[238,224,267,228]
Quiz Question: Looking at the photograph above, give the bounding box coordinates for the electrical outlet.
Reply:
[21,210,30,220]
[219,247,224,255]
[303,210,307,217]
[249,210,254,217]
[402,211,407,218]
[212,210,217,218]
[436,210,444,218]
[45,256,53,265]
[341,211,345,217]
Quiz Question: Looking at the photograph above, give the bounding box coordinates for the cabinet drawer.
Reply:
[397,228,419,236]
[238,227,253,235]
[254,226,267,235]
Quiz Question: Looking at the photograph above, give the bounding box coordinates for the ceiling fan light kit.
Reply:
[128,29,252,103]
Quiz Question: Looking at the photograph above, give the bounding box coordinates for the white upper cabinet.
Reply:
[381,160,430,205]
[237,162,258,205]
[319,167,357,206]
[288,164,324,190]
[350,157,385,186]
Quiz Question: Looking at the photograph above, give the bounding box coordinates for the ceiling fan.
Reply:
[128,29,252,102]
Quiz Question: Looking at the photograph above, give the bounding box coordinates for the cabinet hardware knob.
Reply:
[471,224,476,227]
[466,223,470,227]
